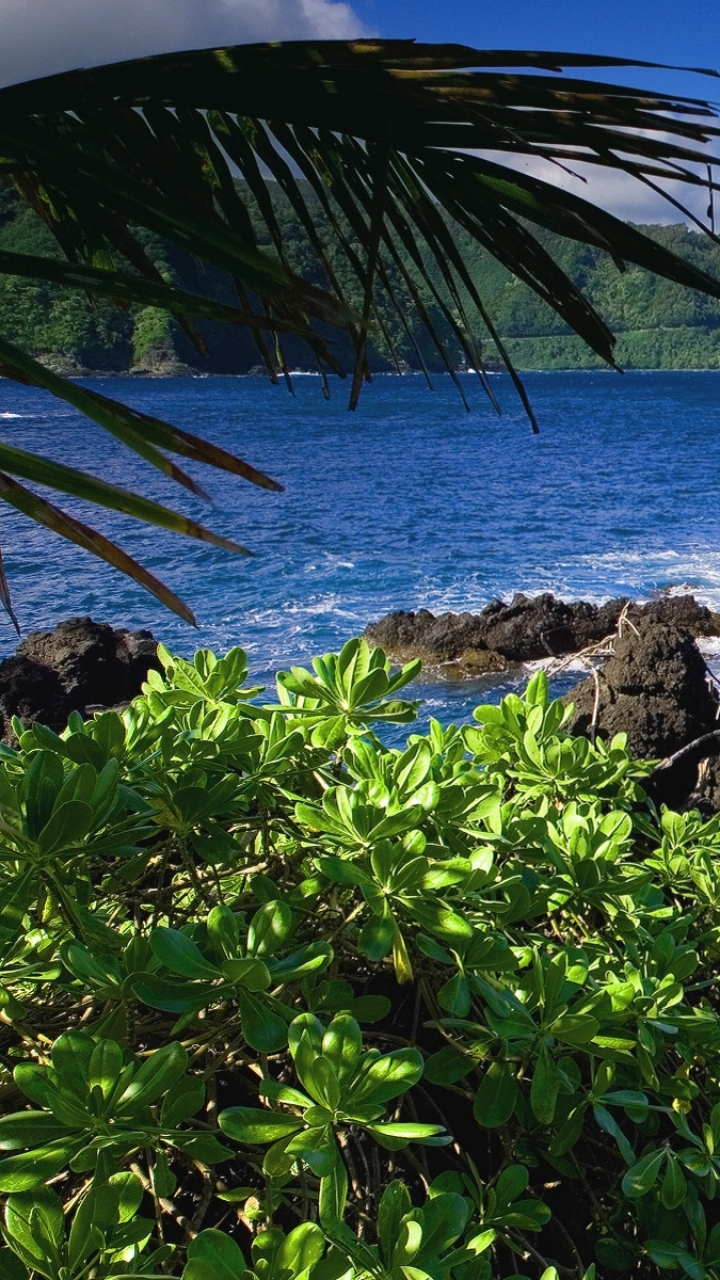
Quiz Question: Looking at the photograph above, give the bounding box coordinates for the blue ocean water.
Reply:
[1,369,720,725]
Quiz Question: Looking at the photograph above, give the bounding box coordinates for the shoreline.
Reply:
[4,366,720,382]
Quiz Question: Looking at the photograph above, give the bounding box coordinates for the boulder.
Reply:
[479,593,626,662]
[364,608,494,666]
[0,656,69,732]
[565,617,719,761]
[0,617,161,739]
[642,594,720,638]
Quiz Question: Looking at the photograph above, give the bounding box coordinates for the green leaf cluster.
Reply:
[1,637,720,1277]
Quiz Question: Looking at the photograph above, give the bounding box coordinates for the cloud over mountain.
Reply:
[0,0,369,87]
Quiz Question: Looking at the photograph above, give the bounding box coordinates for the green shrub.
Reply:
[1,639,720,1278]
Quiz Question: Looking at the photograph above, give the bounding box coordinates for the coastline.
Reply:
[7,363,720,380]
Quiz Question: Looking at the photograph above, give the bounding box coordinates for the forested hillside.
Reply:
[2,177,720,375]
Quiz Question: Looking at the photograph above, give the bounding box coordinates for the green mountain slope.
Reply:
[2,179,720,375]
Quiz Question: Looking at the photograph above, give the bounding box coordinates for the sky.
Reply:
[1,0,719,224]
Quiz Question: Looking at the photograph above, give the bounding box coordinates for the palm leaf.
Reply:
[0,39,718,621]
[0,474,196,625]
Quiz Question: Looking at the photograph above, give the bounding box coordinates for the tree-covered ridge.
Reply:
[3,179,720,375]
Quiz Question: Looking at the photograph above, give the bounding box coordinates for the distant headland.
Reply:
[2,177,720,378]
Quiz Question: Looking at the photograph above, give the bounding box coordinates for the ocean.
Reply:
[2,368,720,727]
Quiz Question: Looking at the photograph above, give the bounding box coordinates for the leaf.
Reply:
[621,1148,666,1199]
[646,1241,707,1280]
[377,1180,412,1261]
[420,1191,470,1258]
[238,989,288,1053]
[161,1077,206,1127]
[358,912,395,962]
[473,1060,518,1129]
[68,1184,119,1270]
[497,1165,529,1204]
[247,900,293,956]
[0,473,197,625]
[173,1134,231,1165]
[49,1032,93,1099]
[286,1124,337,1176]
[549,1105,586,1157]
[0,1143,80,1192]
[114,1042,188,1110]
[365,1121,449,1148]
[149,929,221,980]
[0,391,252,554]
[437,974,471,1018]
[4,1189,64,1266]
[88,1041,124,1100]
[276,1223,326,1274]
[218,1107,303,1145]
[0,1112,72,1151]
[131,976,218,1013]
[206,906,241,961]
[221,957,271,991]
[391,1219,423,1269]
[593,1104,636,1166]
[321,1015,363,1086]
[424,1046,474,1086]
[302,1057,341,1111]
[0,248,316,342]
[186,1229,246,1280]
[530,1046,561,1125]
[660,1156,687,1210]
[0,1247,29,1280]
[110,1171,144,1223]
[349,1049,424,1105]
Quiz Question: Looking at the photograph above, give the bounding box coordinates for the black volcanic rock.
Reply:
[566,617,719,761]
[364,592,720,671]
[479,593,627,662]
[0,617,161,738]
[364,593,630,666]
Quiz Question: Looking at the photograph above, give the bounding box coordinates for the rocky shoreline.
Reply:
[4,599,720,814]
[365,592,720,813]
[363,591,720,672]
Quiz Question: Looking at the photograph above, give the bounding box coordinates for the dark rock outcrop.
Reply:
[479,594,627,662]
[0,617,160,738]
[641,594,720,637]
[365,607,497,667]
[364,592,720,671]
[566,617,719,762]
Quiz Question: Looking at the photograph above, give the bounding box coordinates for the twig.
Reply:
[189,1167,215,1233]
[589,664,602,746]
[651,729,720,774]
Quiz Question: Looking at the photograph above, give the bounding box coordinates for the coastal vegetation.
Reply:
[1,635,720,1279]
[1,41,720,622]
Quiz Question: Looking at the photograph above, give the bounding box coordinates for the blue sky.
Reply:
[1,0,718,223]
[356,1,720,84]
[354,0,720,223]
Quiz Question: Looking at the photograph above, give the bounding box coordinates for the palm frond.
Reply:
[0,39,718,624]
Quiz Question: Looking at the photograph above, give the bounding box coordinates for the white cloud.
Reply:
[501,145,720,227]
[0,0,369,88]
